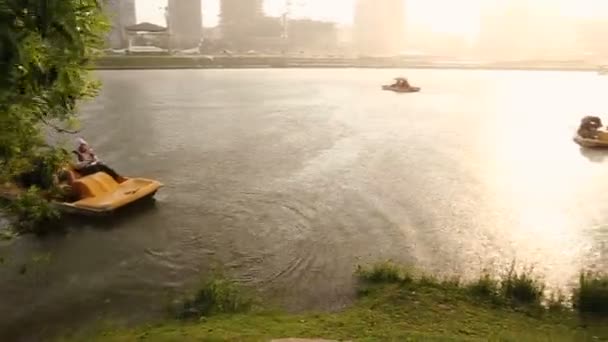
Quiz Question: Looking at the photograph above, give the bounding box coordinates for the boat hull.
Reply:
[573,135,608,148]
[0,172,163,216]
[382,85,420,93]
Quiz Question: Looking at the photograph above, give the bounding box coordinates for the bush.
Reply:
[356,261,413,284]
[178,277,253,319]
[12,149,69,190]
[500,264,545,305]
[546,290,567,312]
[468,273,500,301]
[573,271,608,316]
[8,187,60,234]
[2,147,73,234]
[358,262,608,315]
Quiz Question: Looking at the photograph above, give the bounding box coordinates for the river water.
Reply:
[1,69,608,340]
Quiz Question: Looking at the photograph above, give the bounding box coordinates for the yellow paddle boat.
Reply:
[573,134,608,148]
[382,77,420,93]
[0,171,163,216]
[573,116,608,148]
[382,85,420,93]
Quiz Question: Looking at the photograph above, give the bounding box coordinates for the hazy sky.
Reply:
[136,0,608,39]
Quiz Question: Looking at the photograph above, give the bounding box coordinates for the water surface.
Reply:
[1,68,607,340]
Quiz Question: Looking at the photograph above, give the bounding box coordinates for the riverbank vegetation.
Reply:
[0,0,107,232]
[64,262,608,341]
[93,55,600,72]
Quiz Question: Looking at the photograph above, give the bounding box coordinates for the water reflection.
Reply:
[80,71,164,175]
[579,147,608,163]
[62,198,160,231]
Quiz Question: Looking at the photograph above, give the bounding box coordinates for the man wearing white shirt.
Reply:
[72,138,123,182]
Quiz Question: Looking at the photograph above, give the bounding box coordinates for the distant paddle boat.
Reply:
[382,77,420,93]
[574,115,608,148]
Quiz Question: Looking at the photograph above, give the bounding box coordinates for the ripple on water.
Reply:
[136,183,415,310]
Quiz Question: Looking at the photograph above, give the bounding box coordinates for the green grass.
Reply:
[63,263,608,342]
[359,262,546,307]
[356,261,413,284]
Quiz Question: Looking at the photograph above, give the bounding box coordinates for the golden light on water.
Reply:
[474,71,608,286]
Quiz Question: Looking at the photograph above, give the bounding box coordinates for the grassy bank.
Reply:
[62,263,608,342]
[93,55,599,72]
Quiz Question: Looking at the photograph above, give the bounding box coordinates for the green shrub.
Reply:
[9,187,60,234]
[468,273,501,301]
[178,277,253,319]
[546,290,568,312]
[500,264,545,305]
[356,261,413,284]
[573,271,608,316]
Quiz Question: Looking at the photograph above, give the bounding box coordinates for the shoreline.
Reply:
[61,263,608,342]
[93,56,601,73]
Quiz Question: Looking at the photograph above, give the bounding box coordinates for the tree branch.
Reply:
[36,114,81,134]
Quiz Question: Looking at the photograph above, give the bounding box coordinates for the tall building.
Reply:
[354,0,405,56]
[288,20,338,52]
[576,18,608,59]
[219,0,264,49]
[106,0,137,49]
[477,1,532,60]
[477,1,575,60]
[168,0,203,49]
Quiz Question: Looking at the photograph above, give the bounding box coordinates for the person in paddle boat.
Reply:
[72,138,123,182]
[578,116,603,139]
[391,78,411,89]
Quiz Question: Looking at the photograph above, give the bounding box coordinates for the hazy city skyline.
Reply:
[134,0,481,40]
[136,0,608,42]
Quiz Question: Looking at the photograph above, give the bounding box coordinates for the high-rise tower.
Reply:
[354,0,405,56]
[219,0,264,49]
[106,0,137,49]
[168,0,203,49]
